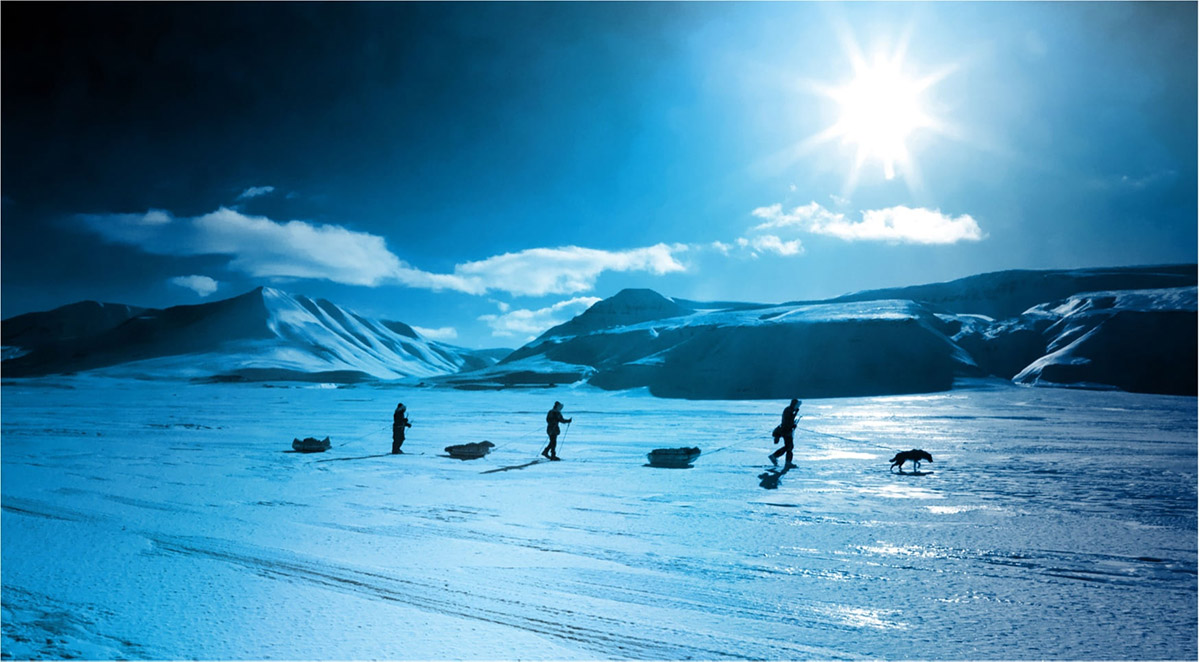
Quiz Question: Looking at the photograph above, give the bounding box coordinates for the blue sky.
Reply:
[3,2,1195,348]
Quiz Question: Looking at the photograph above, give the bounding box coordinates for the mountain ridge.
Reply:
[453,264,1197,398]
[4,264,1195,396]
[2,287,508,381]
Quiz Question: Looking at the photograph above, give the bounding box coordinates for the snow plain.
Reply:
[2,378,1196,660]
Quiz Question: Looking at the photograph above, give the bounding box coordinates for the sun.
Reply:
[800,36,956,192]
[828,56,932,180]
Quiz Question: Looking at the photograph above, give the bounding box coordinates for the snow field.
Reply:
[2,378,1196,659]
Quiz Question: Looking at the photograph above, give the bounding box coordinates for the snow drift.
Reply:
[1,288,504,381]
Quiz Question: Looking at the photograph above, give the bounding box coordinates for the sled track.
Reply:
[149,534,839,660]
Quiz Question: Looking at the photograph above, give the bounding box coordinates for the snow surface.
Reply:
[2,377,1195,659]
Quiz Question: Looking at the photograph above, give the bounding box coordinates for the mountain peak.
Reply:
[539,288,694,339]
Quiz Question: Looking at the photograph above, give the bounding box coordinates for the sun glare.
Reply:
[797,34,956,193]
[830,57,931,180]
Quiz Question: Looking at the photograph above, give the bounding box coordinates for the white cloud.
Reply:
[750,201,984,245]
[745,234,804,256]
[730,235,803,258]
[411,325,458,341]
[449,244,687,297]
[479,296,601,339]
[811,205,984,244]
[752,202,846,231]
[80,207,687,297]
[710,240,733,256]
[169,275,219,297]
[191,208,408,285]
[82,207,408,286]
[143,209,173,225]
[237,186,276,200]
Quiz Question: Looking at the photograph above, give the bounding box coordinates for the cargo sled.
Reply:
[445,441,495,460]
[647,447,701,468]
[293,436,332,453]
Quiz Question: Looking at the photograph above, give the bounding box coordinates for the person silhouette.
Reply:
[541,401,572,461]
[391,403,412,454]
[770,398,801,467]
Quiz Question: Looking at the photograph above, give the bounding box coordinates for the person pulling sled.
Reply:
[770,398,801,467]
[392,403,412,454]
[542,401,572,461]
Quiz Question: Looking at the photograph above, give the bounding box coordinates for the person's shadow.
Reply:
[758,463,794,490]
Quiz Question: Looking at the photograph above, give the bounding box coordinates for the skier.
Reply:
[392,403,412,454]
[770,398,801,467]
[542,401,572,461]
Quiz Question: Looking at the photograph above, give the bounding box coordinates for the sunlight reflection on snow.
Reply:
[926,504,1002,515]
[807,449,877,460]
[856,542,944,559]
[812,604,909,630]
[859,483,944,499]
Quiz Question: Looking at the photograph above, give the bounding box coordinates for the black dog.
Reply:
[889,449,933,473]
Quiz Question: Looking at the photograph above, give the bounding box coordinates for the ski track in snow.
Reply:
[1,377,1196,659]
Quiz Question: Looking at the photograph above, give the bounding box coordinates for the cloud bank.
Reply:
[751,202,984,245]
[82,208,406,286]
[79,208,687,297]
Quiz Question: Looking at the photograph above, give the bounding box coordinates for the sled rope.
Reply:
[797,425,897,452]
[335,423,392,448]
[703,432,762,457]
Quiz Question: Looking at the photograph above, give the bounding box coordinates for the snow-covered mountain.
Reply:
[1010,287,1197,393]
[824,264,1197,319]
[1,288,507,382]
[447,265,1197,398]
[1,300,144,361]
[5,266,1194,395]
